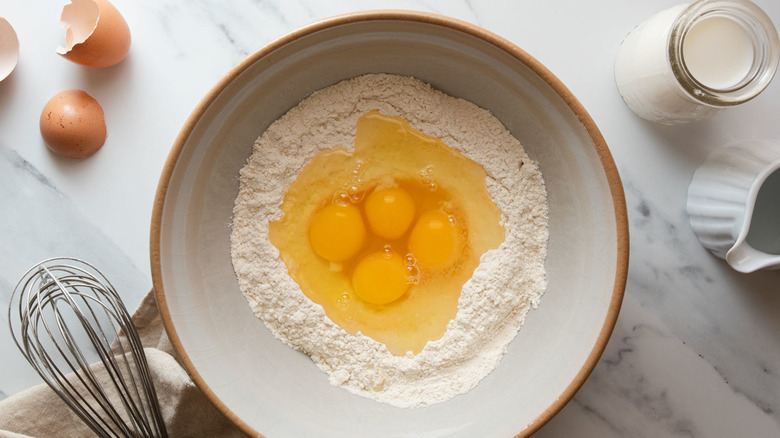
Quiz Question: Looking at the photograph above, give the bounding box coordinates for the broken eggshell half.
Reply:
[0,16,20,81]
[57,0,131,68]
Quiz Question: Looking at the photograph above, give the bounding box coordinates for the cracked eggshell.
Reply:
[57,0,130,68]
[40,89,107,159]
[0,16,20,81]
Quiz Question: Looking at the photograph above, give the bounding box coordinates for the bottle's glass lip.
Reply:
[669,0,780,107]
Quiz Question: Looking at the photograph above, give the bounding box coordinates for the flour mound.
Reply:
[230,74,548,408]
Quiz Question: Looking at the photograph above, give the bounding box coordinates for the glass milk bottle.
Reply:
[615,0,780,124]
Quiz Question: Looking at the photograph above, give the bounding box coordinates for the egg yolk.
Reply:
[309,203,366,262]
[352,251,409,305]
[270,111,505,355]
[364,187,416,239]
[408,209,462,269]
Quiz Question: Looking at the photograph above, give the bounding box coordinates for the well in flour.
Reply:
[230,73,548,408]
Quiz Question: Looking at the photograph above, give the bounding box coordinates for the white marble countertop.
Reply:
[1,0,779,436]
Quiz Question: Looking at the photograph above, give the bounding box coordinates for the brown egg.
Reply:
[40,89,107,159]
[57,0,131,68]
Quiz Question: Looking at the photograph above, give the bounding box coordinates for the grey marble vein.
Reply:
[0,148,150,401]
[617,178,780,426]
[539,294,780,437]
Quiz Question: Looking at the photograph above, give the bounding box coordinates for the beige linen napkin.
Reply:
[0,291,245,438]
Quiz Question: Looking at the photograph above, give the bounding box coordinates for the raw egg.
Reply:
[40,89,107,159]
[270,111,505,355]
[408,209,463,269]
[57,0,131,68]
[309,203,367,262]
[364,186,416,239]
[352,250,409,305]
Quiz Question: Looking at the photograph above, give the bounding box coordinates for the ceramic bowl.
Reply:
[151,11,628,438]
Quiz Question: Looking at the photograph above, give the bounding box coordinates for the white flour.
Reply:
[230,74,548,408]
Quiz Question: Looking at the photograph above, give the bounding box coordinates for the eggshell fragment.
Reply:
[40,89,107,159]
[0,16,19,81]
[57,0,131,68]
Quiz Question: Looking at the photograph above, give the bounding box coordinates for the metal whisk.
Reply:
[8,257,167,438]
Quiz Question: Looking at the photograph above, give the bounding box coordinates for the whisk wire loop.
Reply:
[8,258,168,438]
[35,267,133,436]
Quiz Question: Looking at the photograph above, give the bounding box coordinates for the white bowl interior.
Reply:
[156,16,623,438]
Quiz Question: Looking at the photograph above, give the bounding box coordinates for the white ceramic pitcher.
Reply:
[687,139,780,273]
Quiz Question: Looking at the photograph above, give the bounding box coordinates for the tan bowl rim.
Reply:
[150,9,629,438]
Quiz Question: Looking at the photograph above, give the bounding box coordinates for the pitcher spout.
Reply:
[726,243,780,273]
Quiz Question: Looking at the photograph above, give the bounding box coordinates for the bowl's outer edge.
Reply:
[150,9,629,438]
